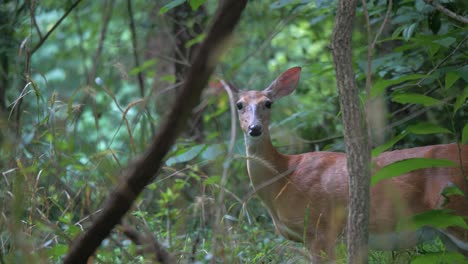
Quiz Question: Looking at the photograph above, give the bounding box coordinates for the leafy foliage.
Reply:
[0,0,466,263]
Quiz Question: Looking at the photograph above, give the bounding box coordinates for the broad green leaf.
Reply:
[159,0,185,14]
[129,59,157,75]
[441,185,464,197]
[371,74,426,97]
[407,123,452,135]
[444,71,459,90]
[371,158,457,186]
[409,209,468,229]
[411,252,465,264]
[433,37,456,47]
[161,74,176,83]
[185,33,206,48]
[372,133,407,157]
[403,23,417,40]
[453,87,467,113]
[189,0,205,10]
[462,123,468,144]
[204,175,221,186]
[166,144,206,166]
[201,144,225,161]
[48,244,68,258]
[391,93,441,106]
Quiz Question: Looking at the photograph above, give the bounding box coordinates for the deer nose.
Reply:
[248,125,262,137]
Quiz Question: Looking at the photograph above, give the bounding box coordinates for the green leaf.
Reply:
[372,74,426,97]
[403,23,417,40]
[48,244,68,258]
[462,123,468,144]
[189,0,205,10]
[391,93,441,106]
[444,71,459,90]
[453,87,467,113]
[371,158,457,186]
[409,209,468,230]
[411,252,466,264]
[372,133,407,157]
[433,37,456,48]
[161,74,176,83]
[201,144,225,161]
[185,33,206,48]
[166,144,206,166]
[129,59,157,75]
[407,122,452,135]
[159,0,185,14]
[441,185,464,197]
[204,175,221,186]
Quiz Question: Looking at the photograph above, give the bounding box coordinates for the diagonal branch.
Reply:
[30,0,83,55]
[62,1,248,263]
[424,0,468,24]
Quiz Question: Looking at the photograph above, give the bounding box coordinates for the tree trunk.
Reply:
[331,0,371,263]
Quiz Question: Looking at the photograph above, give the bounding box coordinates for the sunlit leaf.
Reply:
[372,74,425,97]
[403,23,417,40]
[185,33,206,48]
[204,175,221,185]
[371,158,457,186]
[411,252,465,264]
[407,123,452,135]
[166,144,206,166]
[409,209,468,229]
[462,124,468,144]
[48,244,68,258]
[391,93,441,106]
[201,144,225,161]
[159,0,185,14]
[441,185,464,197]
[189,0,205,10]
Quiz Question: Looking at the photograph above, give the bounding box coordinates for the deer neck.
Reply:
[244,132,289,203]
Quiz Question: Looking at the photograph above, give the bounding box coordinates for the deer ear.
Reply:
[263,67,301,100]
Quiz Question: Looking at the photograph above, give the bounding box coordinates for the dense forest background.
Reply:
[1,0,467,263]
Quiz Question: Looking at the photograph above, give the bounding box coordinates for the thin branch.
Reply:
[87,0,115,84]
[424,0,468,25]
[210,80,238,257]
[30,0,83,55]
[121,225,174,264]
[127,0,145,97]
[29,0,43,39]
[63,1,248,262]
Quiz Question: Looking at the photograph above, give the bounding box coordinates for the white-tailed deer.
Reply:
[226,67,468,262]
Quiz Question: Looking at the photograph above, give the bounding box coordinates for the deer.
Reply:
[224,66,468,263]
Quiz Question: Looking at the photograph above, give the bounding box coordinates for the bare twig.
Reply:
[210,80,238,257]
[121,225,175,264]
[63,1,248,263]
[127,0,145,97]
[29,0,42,39]
[30,0,83,54]
[87,0,115,84]
[424,0,468,25]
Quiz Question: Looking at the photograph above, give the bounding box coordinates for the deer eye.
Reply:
[265,100,272,109]
[236,102,243,110]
